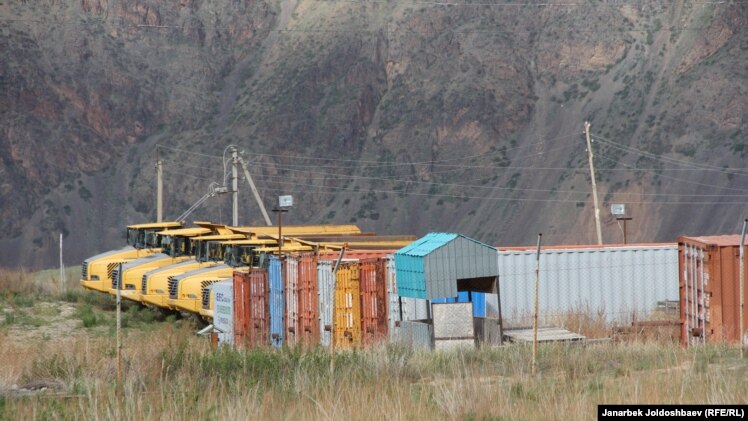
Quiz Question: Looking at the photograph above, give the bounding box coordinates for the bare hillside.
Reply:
[0,0,746,268]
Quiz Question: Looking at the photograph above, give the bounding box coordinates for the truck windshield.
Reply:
[126,228,144,248]
[208,242,225,262]
[225,245,256,267]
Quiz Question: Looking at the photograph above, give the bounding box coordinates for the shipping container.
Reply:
[268,255,285,348]
[233,271,250,347]
[318,250,398,261]
[248,268,270,347]
[360,259,389,345]
[335,262,362,348]
[298,252,319,345]
[318,261,334,347]
[679,235,748,347]
[498,244,678,324]
[284,255,299,346]
[212,280,234,346]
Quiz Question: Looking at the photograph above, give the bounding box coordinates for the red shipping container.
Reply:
[248,268,270,347]
[298,252,320,346]
[679,235,748,347]
[233,270,251,348]
[359,258,389,345]
[318,250,396,261]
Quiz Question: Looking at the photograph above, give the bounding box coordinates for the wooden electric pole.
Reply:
[584,121,603,245]
[156,150,163,222]
[231,147,239,226]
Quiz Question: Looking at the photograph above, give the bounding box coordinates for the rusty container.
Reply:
[233,270,251,348]
[334,261,362,348]
[359,258,389,345]
[297,252,319,346]
[284,255,300,346]
[679,235,748,347]
[247,267,270,347]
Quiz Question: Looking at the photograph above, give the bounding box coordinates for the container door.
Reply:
[318,261,333,347]
[335,262,362,348]
[360,259,388,346]
[269,256,284,348]
[284,255,299,346]
[232,272,250,347]
[248,268,269,347]
[682,244,707,346]
[298,253,319,346]
[386,256,400,339]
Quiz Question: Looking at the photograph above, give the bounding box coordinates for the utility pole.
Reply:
[238,157,272,226]
[231,147,239,226]
[156,151,163,223]
[616,217,633,244]
[740,219,746,358]
[59,233,65,293]
[532,233,542,377]
[584,121,603,245]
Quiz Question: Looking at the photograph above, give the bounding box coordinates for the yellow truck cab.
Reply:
[80,222,182,293]
[109,226,214,302]
[139,231,259,309]
[168,239,275,315]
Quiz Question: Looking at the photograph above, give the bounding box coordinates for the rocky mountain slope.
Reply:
[0,0,746,268]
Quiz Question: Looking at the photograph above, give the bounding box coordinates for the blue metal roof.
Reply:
[395,233,499,300]
[395,233,459,257]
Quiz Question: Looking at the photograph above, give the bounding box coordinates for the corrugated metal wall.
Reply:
[679,236,748,347]
[298,252,319,346]
[395,234,498,299]
[233,271,250,347]
[284,255,299,346]
[334,262,362,348]
[268,255,284,348]
[317,261,333,347]
[248,268,269,347]
[360,259,388,345]
[385,256,430,341]
[498,244,679,324]
[425,237,498,298]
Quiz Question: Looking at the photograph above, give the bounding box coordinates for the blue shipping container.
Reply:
[268,256,284,348]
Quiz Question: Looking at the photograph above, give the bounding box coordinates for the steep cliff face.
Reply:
[0,1,746,268]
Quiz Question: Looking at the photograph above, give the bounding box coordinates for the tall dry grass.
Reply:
[2,318,747,420]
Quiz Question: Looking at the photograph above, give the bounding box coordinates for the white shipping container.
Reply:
[212,281,234,346]
[498,244,679,324]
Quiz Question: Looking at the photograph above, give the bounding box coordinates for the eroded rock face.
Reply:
[1,1,746,267]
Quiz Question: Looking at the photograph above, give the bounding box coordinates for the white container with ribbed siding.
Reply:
[497,244,679,325]
[212,280,234,346]
[395,233,499,300]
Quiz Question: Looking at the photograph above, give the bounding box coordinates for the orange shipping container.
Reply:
[360,259,388,345]
[679,235,748,347]
[233,271,251,348]
[248,268,270,347]
[298,252,319,345]
[335,262,362,348]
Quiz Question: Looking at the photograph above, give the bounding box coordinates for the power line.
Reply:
[592,133,748,176]
[258,177,748,205]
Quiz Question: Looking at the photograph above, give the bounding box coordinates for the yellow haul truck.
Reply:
[139,233,263,309]
[109,227,214,302]
[80,222,183,293]
[167,239,275,314]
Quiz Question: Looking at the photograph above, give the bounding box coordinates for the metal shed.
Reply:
[394,233,499,300]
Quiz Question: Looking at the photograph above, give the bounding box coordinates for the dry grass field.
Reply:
[1,269,746,420]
